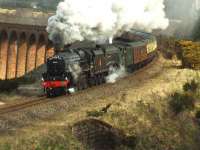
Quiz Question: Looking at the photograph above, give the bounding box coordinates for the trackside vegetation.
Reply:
[0,77,35,92]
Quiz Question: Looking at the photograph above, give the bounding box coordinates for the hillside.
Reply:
[0,55,200,150]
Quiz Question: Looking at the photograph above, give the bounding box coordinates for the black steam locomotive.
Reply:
[42,31,157,97]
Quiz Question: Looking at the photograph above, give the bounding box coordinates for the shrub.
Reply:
[195,110,200,126]
[123,135,137,148]
[0,77,36,93]
[195,110,200,119]
[175,41,183,60]
[162,49,174,59]
[176,40,200,69]
[1,143,11,150]
[87,110,104,117]
[169,92,195,114]
[192,13,200,41]
[0,80,19,92]
[87,104,112,117]
[183,80,198,92]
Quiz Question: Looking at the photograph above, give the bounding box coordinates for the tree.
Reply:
[192,11,200,41]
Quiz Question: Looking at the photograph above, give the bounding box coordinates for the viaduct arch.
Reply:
[0,23,55,80]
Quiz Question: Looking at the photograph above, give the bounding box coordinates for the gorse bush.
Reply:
[0,77,36,92]
[183,80,198,92]
[169,92,195,114]
[175,40,200,69]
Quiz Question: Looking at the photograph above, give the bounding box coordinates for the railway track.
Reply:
[0,97,48,115]
[0,54,158,115]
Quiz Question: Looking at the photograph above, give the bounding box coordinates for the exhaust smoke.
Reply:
[109,37,113,44]
[106,65,126,83]
[47,0,169,45]
[68,63,82,81]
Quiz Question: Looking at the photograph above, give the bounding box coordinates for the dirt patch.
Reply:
[0,102,5,106]
[72,118,136,150]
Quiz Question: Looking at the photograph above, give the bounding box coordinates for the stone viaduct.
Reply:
[0,8,55,80]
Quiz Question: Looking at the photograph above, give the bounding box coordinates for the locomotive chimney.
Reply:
[52,33,64,54]
[54,44,62,54]
[96,44,101,49]
[63,44,72,52]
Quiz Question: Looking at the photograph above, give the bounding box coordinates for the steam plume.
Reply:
[47,0,169,44]
[68,63,82,81]
[106,65,126,83]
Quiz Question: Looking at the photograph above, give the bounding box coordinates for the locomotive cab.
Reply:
[42,56,70,97]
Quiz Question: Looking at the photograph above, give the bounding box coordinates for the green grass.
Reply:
[0,128,84,150]
[102,97,200,150]
[169,78,200,115]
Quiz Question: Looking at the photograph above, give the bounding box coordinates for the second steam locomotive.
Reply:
[42,30,157,97]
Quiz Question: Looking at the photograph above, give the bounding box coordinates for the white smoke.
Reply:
[106,65,126,83]
[31,2,38,9]
[68,63,82,81]
[47,0,169,44]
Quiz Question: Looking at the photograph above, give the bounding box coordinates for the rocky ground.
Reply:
[0,54,200,150]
